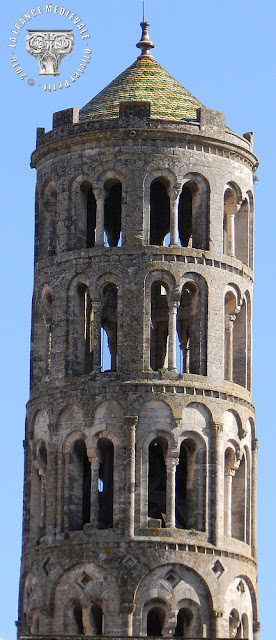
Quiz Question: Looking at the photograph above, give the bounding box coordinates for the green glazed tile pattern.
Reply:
[80,56,203,122]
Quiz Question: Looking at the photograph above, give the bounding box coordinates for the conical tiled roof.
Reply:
[80,54,203,123]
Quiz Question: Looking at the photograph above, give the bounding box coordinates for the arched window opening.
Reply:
[245,292,252,392]
[241,614,249,638]
[38,441,48,469]
[245,447,251,545]
[104,180,122,247]
[175,439,199,530]
[150,179,170,246]
[90,603,103,635]
[233,299,247,388]
[150,282,169,371]
[177,284,194,373]
[42,286,53,379]
[174,608,194,638]
[178,179,208,249]
[101,327,111,371]
[247,191,254,270]
[98,439,114,528]
[101,284,118,372]
[73,284,93,376]
[224,290,237,382]
[235,198,249,265]
[175,442,187,529]
[76,181,96,249]
[224,447,247,539]
[68,440,91,531]
[232,454,246,542]
[224,187,237,257]
[86,185,97,248]
[229,609,241,638]
[148,438,167,526]
[43,182,57,257]
[73,601,84,635]
[147,607,165,637]
[30,441,47,540]
[34,186,40,261]
[178,186,192,247]
[30,466,42,539]
[177,282,206,375]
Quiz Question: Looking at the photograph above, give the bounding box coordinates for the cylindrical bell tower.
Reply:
[18,23,260,640]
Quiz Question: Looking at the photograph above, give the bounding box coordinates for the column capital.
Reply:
[166,450,179,468]
[124,415,138,428]
[120,602,136,615]
[253,437,259,451]
[93,187,104,201]
[212,609,223,618]
[211,421,223,434]
[253,621,261,632]
[225,313,236,329]
[169,299,180,311]
[168,183,182,202]
[240,427,248,439]
[93,300,101,310]
[86,448,98,465]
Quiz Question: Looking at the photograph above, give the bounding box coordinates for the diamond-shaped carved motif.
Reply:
[165,570,180,588]
[122,554,137,569]
[211,560,224,579]
[76,572,92,590]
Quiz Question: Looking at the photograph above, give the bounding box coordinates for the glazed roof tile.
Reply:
[80,55,203,122]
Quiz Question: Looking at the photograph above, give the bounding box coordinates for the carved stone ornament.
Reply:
[25,30,74,76]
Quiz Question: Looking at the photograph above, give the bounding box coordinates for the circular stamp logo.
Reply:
[8,5,92,92]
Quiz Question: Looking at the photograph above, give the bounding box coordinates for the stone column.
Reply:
[39,469,46,533]
[168,301,179,371]
[55,449,63,533]
[95,196,105,246]
[45,321,52,380]
[210,610,223,638]
[225,212,235,256]
[124,416,138,537]
[121,603,135,636]
[225,314,236,381]
[210,422,223,545]
[87,449,99,526]
[165,452,179,528]
[92,301,101,373]
[163,618,176,637]
[225,468,235,537]
[169,185,181,246]
[251,438,258,560]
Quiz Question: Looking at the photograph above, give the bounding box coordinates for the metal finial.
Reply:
[136,20,155,57]
[143,0,145,22]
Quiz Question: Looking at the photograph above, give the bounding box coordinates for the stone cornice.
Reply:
[31,118,258,171]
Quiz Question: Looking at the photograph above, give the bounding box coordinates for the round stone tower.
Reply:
[18,22,260,640]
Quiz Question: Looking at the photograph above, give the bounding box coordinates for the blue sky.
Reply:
[0,1,275,638]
